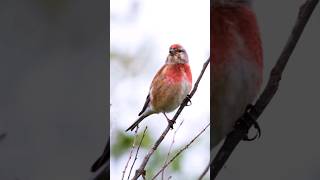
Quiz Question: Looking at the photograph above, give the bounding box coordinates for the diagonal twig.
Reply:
[152,123,210,180]
[128,126,148,180]
[161,120,184,180]
[200,0,319,179]
[131,58,210,180]
[121,126,139,180]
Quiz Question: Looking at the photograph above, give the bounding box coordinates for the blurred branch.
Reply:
[201,0,319,179]
[161,120,184,180]
[127,127,148,180]
[131,58,210,180]
[90,163,109,180]
[122,126,139,180]
[153,123,210,180]
[90,139,110,180]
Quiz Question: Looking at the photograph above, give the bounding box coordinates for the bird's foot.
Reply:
[234,104,261,141]
[167,119,175,129]
[163,113,175,129]
[185,94,192,106]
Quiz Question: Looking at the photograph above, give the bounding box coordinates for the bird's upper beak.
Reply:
[169,49,175,55]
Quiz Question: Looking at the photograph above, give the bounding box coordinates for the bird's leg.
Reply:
[234,104,261,141]
[185,94,192,106]
[163,113,174,129]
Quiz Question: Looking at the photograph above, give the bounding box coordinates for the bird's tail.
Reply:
[125,114,150,131]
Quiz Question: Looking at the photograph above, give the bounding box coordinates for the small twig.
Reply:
[128,126,148,179]
[161,120,184,180]
[202,0,319,179]
[152,123,210,180]
[131,58,210,180]
[121,126,140,180]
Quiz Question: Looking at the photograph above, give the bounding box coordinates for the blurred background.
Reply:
[215,1,320,180]
[0,0,107,179]
[109,0,210,179]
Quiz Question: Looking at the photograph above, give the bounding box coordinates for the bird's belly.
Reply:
[152,77,191,113]
[212,56,262,146]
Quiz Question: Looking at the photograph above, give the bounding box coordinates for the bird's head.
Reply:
[213,0,251,7]
[166,44,189,64]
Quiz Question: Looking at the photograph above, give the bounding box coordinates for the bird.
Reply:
[126,44,192,131]
[211,0,263,148]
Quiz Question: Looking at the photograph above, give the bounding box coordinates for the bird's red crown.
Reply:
[170,44,183,49]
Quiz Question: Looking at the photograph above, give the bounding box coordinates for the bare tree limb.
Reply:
[152,123,210,180]
[202,0,319,179]
[131,58,210,180]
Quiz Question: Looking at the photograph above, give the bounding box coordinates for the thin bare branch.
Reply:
[152,123,210,180]
[161,120,184,180]
[128,126,148,179]
[121,126,139,180]
[131,58,210,180]
[202,0,319,179]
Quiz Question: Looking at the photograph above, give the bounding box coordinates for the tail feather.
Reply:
[125,114,150,131]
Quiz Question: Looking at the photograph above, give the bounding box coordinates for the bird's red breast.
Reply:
[163,64,192,85]
[211,4,263,70]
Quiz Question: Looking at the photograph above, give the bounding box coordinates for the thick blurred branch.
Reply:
[90,139,110,180]
[131,58,210,180]
[204,0,319,179]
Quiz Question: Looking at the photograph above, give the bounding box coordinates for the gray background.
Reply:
[0,0,108,179]
[216,1,320,180]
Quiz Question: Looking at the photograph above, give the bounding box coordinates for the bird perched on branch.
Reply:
[211,0,263,148]
[126,44,192,131]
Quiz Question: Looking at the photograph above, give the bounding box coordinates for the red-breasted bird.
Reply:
[126,44,192,131]
[211,0,263,147]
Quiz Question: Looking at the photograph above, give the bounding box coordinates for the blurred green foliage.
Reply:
[111,129,153,159]
[171,149,182,171]
[111,128,184,178]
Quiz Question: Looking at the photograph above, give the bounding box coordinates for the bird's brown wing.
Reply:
[138,94,150,116]
[138,65,167,116]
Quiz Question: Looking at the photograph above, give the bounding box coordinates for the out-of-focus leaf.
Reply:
[139,131,152,148]
[170,149,182,172]
[111,131,133,158]
[146,150,163,179]
[111,129,153,159]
